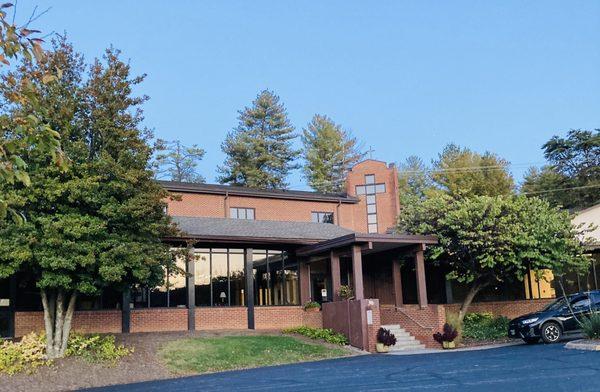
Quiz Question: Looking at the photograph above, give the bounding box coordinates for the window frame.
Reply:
[311,211,335,224]
[230,207,256,220]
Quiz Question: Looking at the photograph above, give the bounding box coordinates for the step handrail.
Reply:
[393,306,435,331]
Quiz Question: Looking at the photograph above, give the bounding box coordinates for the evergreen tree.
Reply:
[301,114,364,193]
[154,139,205,183]
[218,90,299,189]
[0,39,175,358]
[397,155,433,206]
[522,129,600,210]
[431,144,514,197]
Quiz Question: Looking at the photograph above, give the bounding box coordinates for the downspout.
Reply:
[336,199,341,226]
[224,191,229,218]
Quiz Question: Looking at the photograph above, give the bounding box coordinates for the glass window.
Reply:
[211,253,229,306]
[572,297,591,310]
[367,204,377,214]
[366,195,376,204]
[375,184,386,193]
[229,253,245,306]
[356,185,366,195]
[195,252,211,306]
[230,208,255,220]
[368,223,378,233]
[368,214,377,224]
[366,185,376,195]
[365,174,375,184]
[312,211,334,224]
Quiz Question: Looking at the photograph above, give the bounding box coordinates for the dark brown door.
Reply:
[0,278,15,338]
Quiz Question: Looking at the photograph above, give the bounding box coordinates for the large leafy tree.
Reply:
[522,129,600,210]
[218,90,299,189]
[398,194,589,323]
[301,114,364,193]
[397,155,433,206]
[154,139,205,183]
[431,144,514,197]
[0,39,175,358]
[0,4,65,221]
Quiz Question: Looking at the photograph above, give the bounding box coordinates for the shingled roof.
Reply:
[159,181,359,203]
[170,216,356,244]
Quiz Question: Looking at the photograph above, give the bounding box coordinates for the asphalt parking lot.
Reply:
[88,343,600,392]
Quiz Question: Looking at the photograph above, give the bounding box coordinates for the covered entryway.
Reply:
[295,233,438,351]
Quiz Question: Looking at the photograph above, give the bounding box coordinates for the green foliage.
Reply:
[462,312,510,340]
[66,333,132,364]
[338,285,354,300]
[282,326,348,345]
[581,312,600,339]
[218,90,299,189]
[0,333,48,375]
[397,156,433,207]
[0,38,176,357]
[0,5,66,222]
[522,129,600,210]
[301,114,364,193]
[154,139,205,183]
[431,143,514,197]
[303,301,321,310]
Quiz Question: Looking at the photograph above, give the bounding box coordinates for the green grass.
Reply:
[158,335,351,374]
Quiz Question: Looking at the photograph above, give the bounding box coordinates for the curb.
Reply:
[387,341,523,356]
[565,339,600,351]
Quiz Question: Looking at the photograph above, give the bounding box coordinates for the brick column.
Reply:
[330,251,341,301]
[186,244,196,331]
[392,259,403,307]
[245,248,255,329]
[352,245,364,300]
[299,259,310,304]
[414,245,428,309]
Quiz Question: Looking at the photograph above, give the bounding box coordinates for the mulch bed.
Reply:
[0,330,316,392]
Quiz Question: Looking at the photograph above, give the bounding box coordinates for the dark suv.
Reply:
[508,290,600,344]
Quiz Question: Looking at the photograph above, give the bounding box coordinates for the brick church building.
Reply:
[0,159,567,350]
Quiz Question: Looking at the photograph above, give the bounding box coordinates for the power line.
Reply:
[521,184,600,195]
[397,162,545,175]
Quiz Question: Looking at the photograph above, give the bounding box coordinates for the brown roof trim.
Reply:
[296,233,438,257]
[159,181,359,204]
[162,235,324,246]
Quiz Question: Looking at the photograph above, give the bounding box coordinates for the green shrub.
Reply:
[66,333,132,364]
[282,326,348,345]
[0,333,48,375]
[581,312,600,339]
[462,312,510,340]
[303,301,321,310]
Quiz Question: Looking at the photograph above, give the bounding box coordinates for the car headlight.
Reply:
[521,317,539,325]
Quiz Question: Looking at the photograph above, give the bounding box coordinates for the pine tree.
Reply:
[154,139,205,183]
[301,114,364,193]
[218,90,299,189]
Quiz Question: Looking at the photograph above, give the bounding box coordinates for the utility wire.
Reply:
[521,184,600,195]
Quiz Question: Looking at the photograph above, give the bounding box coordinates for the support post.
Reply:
[299,259,310,304]
[392,259,403,307]
[121,288,131,333]
[351,245,364,300]
[414,244,428,309]
[330,251,341,301]
[186,244,196,331]
[245,248,255,329]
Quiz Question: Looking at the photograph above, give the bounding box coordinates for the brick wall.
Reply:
[15,310,122,337]
[345,160,400,234]
[380,305,446,348]
[196,307,248,330]
[130,308,187,333]
[444,299,555,320]
[255,306,323,329]
[366,302,381,353]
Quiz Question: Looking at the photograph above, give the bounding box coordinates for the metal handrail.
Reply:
[393,306,435,330]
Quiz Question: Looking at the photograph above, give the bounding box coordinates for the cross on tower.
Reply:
[366,146,375,159]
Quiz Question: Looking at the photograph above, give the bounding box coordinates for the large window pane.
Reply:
[253,251,269,305]
[284,264,299,305]
[212,253,228,306]
[230,253,245,306]
[168,258,187,307]
[195,252,211,306]
[268,253,284,305]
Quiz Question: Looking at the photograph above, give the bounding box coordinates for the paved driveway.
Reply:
[87,343,600,392]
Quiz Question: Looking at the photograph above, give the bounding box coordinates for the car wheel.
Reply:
[541,322,562,343]
[523,337,539,344]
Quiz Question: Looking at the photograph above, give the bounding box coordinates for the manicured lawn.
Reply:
[158,335,352,374]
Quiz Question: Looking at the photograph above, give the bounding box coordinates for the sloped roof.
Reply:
[159,181,359,203]
[170,216,356,244]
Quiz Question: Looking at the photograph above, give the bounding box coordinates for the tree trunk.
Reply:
[41,289,78,359]
[458,281,489,325]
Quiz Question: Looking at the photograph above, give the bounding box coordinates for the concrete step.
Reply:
[380,324,427,351]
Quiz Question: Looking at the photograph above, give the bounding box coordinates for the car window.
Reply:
[572,298,591,310]
[544,298,567,311]
[591,292,600,306]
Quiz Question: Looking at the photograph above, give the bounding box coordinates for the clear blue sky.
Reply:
[23,0,600,189]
